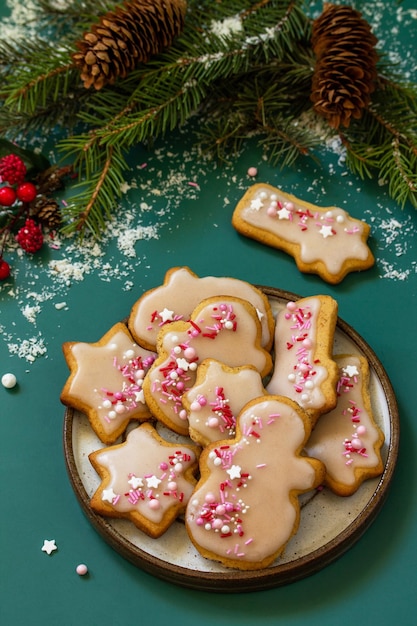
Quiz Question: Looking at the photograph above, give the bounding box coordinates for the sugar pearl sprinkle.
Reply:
[2,373,17,389]
[100,352,155,422]
[76,563,88,576]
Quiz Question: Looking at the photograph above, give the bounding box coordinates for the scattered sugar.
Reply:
[7,334,48,362]
[21,304,41,325]
[0,0,416,365]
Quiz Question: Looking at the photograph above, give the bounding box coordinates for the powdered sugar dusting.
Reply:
[0,0,416,365]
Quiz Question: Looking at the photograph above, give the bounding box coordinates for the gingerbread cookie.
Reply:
[89,422,200,538]
[305,355,384,496]
[61,322,156,444]
[266,296,339,425]
[185,396,325,570]
[232,183,374,284]
[128,266,275,351]
[143,296,273,436]
[182,359,266,447]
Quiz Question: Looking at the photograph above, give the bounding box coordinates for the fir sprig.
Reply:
[0,0,416,237]
[340,75,417,207]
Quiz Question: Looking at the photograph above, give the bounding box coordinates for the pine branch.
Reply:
[0,0,416,238]
[0,39,83,134]
[340,72,417,207]
[60,144,129,236]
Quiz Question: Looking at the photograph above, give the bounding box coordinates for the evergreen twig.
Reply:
[0,0,415,236]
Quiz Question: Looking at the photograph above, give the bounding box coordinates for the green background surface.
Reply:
[1,1,416,624]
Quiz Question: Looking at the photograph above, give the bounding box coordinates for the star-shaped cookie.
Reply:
[61,322,157,444]
[89,423,200,538]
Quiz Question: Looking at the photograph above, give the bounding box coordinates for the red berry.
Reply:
[16,182,37,203]
[0,154,27,185]
[0,259,11,280]
[15,218,43,254]
[0,185,17,207]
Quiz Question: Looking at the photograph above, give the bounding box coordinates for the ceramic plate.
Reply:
[63,287,399,592]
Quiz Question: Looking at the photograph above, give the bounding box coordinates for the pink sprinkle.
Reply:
[256,463,267,468]
[188,181,199,188]
[247,166,258,177]
[76,563,88,576]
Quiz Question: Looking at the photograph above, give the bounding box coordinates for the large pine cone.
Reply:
[72,0,188,90]
[310,3,378,129]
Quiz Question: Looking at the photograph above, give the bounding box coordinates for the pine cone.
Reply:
[72,0,188,90]
[310,4,378,129]
[30,197,62,229]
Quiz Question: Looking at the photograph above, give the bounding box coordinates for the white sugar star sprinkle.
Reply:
[102,488,117,503]
[227,464,242,480]
[146,475,162,489]
[128,475,144,489]
[319,225,334,238]
[343,365,359,377]
[277,206,291,219]
[41,539,57,555]
[159,308,175,322]
[176,357,191,371]
[250,197,264,211]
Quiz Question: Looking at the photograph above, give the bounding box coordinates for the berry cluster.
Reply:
[0,153,43,281]
[0,155,37,206]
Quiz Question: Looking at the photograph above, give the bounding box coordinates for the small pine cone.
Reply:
[0,154,27,185]
[72,0,188,90]
[30,197,62,229]
[16,218,44,254]
[310,4,379,129]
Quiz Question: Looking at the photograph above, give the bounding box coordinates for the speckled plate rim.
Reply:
[63,286,399,593]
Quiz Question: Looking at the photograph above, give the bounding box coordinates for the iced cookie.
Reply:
[61,322,156,444]
[89,422,200,538]
[185,396,325,570]
[143,296,273,436]
[182,359,267,446]
[305,355,384,496]
[128,266,275,351]
[266,296,339,425]
[232,183,374,284]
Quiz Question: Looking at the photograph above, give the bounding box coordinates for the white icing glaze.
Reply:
[63,323,156,440]
[186,397,322,568]
[233,184,373,280]
[91,424,199,527]
[128,267,274,350]
[305,355,384,494]
[144,298,272,434]
[266,297,335,415]
[183,359,266,445]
